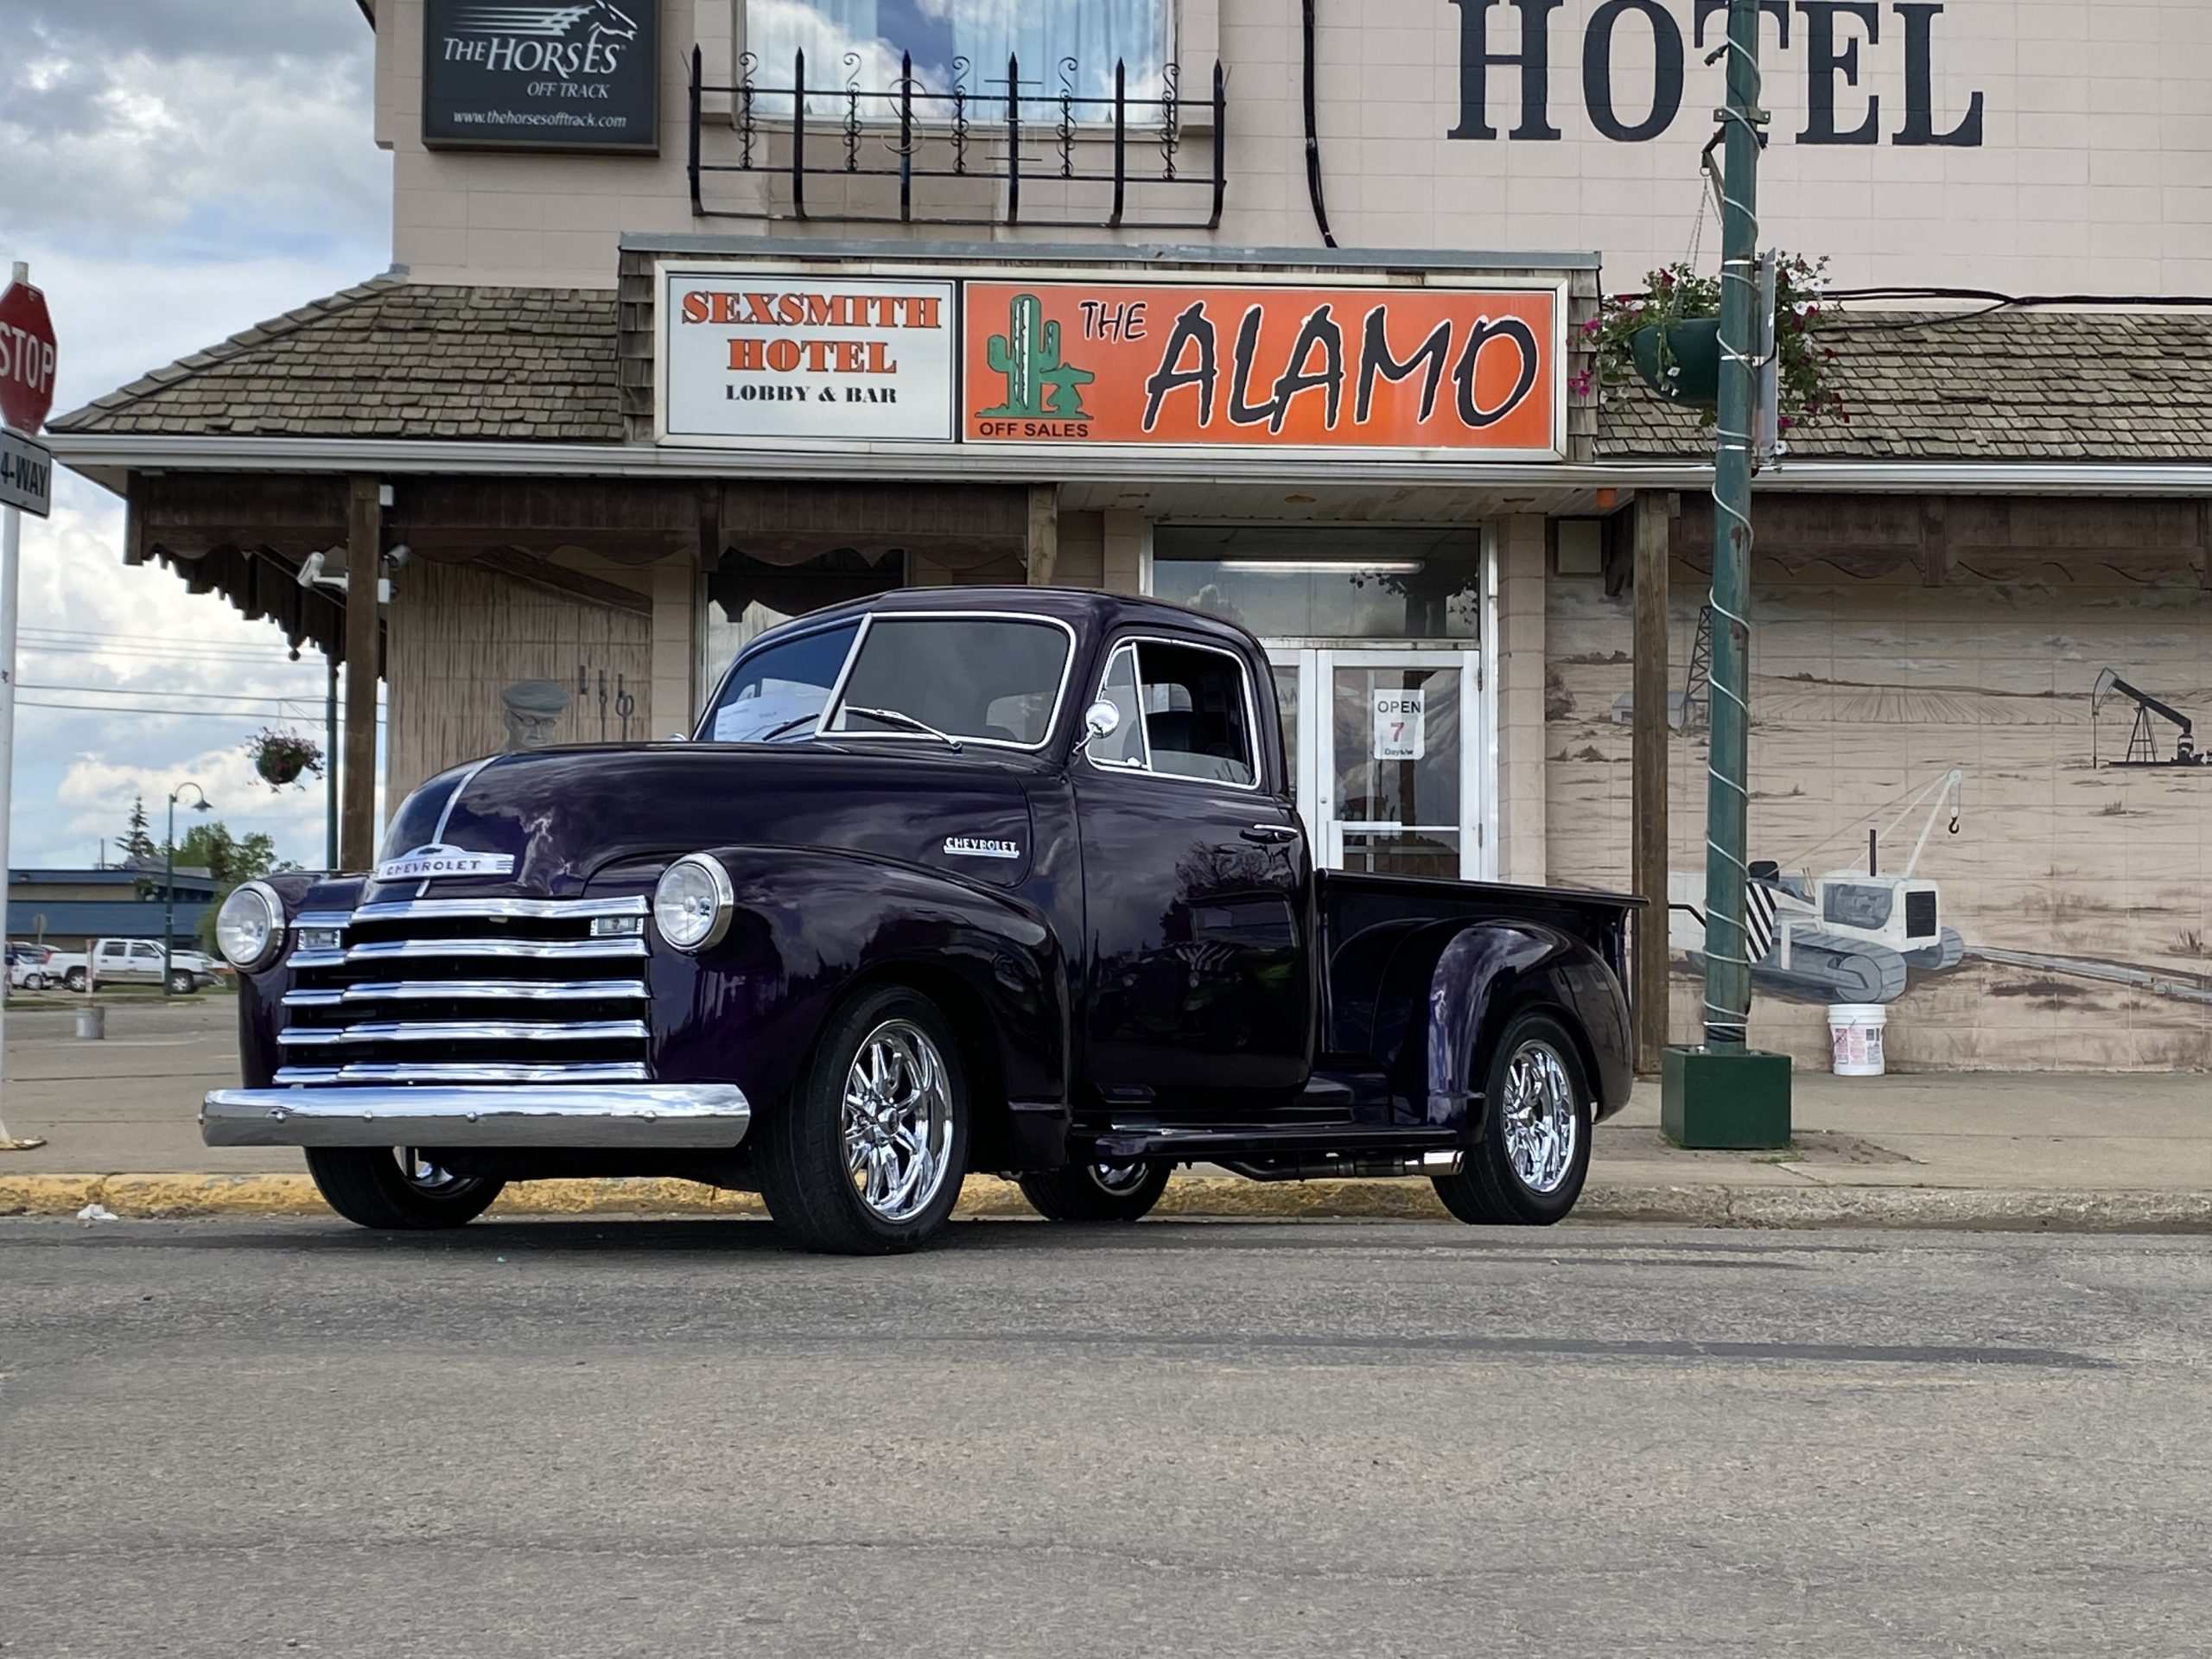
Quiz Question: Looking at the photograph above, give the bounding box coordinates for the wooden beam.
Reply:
[1630,491,1673,1077]
[1920,497,1949,587]
[340,476,381,872]
[468,548,653,616]
[1026,484,1059,586]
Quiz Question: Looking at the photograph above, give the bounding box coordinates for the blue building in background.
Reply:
[6,865,218,952]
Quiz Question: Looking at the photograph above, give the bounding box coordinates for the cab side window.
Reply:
[1089,640,1256,788]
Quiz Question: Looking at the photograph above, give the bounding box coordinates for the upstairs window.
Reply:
[747,0,1175,117]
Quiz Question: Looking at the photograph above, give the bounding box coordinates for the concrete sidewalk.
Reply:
[1,996,2208,1228]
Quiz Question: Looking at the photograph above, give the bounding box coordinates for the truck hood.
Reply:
[372,742,1044,899]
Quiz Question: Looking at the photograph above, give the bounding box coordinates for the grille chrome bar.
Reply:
[276,1061,652,1086]
[283,978,649,1007]
[280,1020,650,1046]
[350,896,650,924]
[289,936,647,970]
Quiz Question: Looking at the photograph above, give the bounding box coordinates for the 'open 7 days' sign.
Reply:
[657,266,1564,457]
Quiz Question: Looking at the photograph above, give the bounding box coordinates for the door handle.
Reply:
[1241,823,1299,845]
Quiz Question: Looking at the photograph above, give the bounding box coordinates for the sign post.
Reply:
[0,260,56,1153]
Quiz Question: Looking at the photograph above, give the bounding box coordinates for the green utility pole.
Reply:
[1662,0,1793,1147]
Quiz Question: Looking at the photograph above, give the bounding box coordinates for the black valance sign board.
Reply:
[421,0,658,153]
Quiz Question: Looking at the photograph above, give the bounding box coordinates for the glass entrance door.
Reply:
[1268,648,1485,880]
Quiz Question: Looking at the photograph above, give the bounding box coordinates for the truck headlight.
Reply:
[215,881,284,971]
[652,855,733,952]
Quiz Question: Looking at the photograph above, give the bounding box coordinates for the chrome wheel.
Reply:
[1500,1039,1579,1195]
[395,1148,478,1196]
[841,1019,957,1224]
[1090,1161,1152,1193]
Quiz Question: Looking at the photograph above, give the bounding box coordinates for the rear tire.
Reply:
[1018,1160,1172,1222]
[64,968,86,993]
[756,986,969,1255]
[22,973,43,991]
[304,1147,505,1230]
[1432,1011,1592,1227]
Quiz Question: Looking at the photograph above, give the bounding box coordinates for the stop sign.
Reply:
[0,278,58,434]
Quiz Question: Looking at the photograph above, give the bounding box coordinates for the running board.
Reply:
[1084,1122,1460,1165]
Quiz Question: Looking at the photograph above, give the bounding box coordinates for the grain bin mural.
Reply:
[1548,559,2212,1071]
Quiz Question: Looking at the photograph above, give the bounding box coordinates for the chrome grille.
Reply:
[277,896,652,1085]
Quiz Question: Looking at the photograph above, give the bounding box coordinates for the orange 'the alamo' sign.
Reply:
[962,282,1559,452]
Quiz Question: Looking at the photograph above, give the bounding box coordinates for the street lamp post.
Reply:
[164,782,212,998]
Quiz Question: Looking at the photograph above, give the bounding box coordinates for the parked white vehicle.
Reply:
[48,938,222,995]
[8,944,58,990]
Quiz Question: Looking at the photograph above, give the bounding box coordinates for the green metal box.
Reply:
[1661,1046,1793,1149]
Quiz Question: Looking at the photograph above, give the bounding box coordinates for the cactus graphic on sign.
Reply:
[981,293,1095,419]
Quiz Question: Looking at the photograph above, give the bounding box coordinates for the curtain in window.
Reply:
[747,0,1171,111]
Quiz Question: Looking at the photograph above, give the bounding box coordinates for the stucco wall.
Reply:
[381,1,2212,294]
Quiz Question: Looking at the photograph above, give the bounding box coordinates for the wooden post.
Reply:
[1630,491,1673,1075]
[1025,483,1058,586]
[340,476,381,871]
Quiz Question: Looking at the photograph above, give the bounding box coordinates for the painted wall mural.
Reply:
[1548,560,2212,1071]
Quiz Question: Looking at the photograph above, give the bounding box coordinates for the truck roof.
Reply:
[747,586,1263,658]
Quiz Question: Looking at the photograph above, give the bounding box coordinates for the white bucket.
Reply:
[1828,1003,1886,1077]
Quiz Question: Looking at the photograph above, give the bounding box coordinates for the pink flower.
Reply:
[1568,372,1593,398]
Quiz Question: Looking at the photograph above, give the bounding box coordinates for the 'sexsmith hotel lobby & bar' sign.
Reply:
[657,267,1567,461]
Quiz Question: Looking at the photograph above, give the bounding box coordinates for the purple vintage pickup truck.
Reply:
[204,589,1636,1254]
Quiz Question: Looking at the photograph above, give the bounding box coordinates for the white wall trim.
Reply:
[53,434,2212,498]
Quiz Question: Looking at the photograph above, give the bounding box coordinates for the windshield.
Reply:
[705,622,859,741]
[705,614,1073,747]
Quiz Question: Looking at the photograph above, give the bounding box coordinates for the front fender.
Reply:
[1406,920,1632,1140]
[645,846,1070,1141]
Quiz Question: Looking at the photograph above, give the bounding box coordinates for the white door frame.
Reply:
[1262,644,1491,882]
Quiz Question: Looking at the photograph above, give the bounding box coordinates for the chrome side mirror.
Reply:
[1077,700,1122,753]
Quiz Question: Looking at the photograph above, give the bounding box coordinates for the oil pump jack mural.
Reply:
[1670,769,1965,1005]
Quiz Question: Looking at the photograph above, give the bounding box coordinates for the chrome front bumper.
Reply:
[201,1084,752,1149]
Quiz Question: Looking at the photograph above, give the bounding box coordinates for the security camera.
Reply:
[385,543,411,569]
[296,550,325,587]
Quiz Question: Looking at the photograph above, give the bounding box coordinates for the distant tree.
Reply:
[119,797,156,864]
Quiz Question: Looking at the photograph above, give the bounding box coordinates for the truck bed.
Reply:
[1317,870,1638,1059]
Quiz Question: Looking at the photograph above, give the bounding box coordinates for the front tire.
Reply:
[22,973,43,991]
[756,986,969,1255]
[1432,1011,1593,1226]
[304,1147,505,1230]
[1018,1160,1172,1222]
[168,969,198,995]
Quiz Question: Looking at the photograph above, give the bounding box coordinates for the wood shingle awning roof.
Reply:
[50,281,2212,465]
[1598,308,2212,462]
[51,277,622,443]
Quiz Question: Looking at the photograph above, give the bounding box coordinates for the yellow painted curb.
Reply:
[5,1173,2206,1230]
[0,1171,1447,1220]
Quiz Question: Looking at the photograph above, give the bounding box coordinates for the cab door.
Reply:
[1074,635,1314,1104]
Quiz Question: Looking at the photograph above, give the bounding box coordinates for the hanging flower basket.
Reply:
[1588,257,1847,432]
[1628,318,1722,407]
[247,728,324,791]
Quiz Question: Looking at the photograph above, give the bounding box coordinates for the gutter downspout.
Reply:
[1301,0,1338,249]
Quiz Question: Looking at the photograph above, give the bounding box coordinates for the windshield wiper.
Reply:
[839,706,963,751]
[752,712,824,742]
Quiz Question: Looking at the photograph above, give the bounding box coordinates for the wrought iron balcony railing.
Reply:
[686,47,1226,231]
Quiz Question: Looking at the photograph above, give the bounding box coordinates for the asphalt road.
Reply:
[2,1218,2207,1657]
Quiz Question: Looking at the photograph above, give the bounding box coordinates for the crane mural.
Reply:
[1670,770,1964,1005]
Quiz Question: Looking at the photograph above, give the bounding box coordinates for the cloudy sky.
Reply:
[3,1,390,870]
